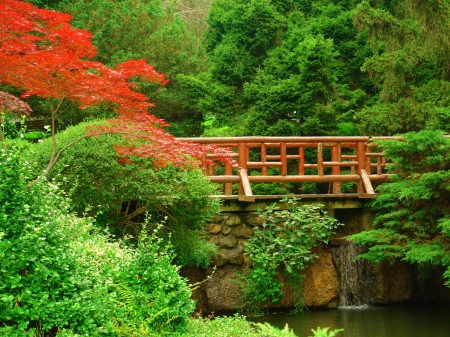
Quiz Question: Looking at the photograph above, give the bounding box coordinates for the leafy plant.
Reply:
[177,314,263,337]
[349,131,450,285]
[110,223,195,335]
[309,327,344,337]
[25,121,220,267]
[242,199,343,312]
[0,143,111,335]
[255,323,344,337]
[0,142,196,335]
[255,323,298,337]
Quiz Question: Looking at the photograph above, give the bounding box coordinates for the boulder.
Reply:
[232,224,254,239]
[218,234,238,248]
[303,248,339,308]
[204,265,244,311]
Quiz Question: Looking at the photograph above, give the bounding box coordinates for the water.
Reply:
[332,244,375,306]
[249,244,450,336]
[249,303,450,337]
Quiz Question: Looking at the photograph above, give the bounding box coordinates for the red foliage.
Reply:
[0,0,225,168]
[86,113,229,167]
[0,90,31,114]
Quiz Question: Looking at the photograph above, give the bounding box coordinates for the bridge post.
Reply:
[238,142,248,197]
[224,157,233,195]
[356,141,367,196]
[331,144,341,194]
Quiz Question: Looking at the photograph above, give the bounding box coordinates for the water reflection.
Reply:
[248,303,450,337]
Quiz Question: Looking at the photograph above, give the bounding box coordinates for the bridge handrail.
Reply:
[178,136,401,201]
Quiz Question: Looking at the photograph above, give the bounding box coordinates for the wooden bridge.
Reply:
[178,136,397,202]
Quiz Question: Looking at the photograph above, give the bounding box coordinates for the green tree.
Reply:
[350,131,450,285]
[244,32,338,136]
[353,0,450,135]
[181,0,373,136]
[35,0,207,136]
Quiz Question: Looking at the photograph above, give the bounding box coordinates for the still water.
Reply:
[249,303,450,337]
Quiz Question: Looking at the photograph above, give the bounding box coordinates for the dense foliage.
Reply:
[0,143,195,336]
[0,0,224,176]
[242,199,342,313]
[179,0,372,137]
[353,0,450,135]
[24,121,220,267]
[48,0,209,136]
[6,0,449,138]
[175,0,449,137]
[350,131,450,284]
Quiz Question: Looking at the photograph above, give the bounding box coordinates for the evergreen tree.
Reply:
[354,0,450,135]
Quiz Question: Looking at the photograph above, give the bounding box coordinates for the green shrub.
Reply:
[175,316,344,337]
[0,144,110,335]
[349,131,450,284]
[0,143,196,335]
[177,315,263,337]
[25,121,220,267]
[242,199,343,313]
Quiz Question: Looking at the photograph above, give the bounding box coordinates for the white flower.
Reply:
[44,125,50,130]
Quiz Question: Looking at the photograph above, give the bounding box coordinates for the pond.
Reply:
[248,302,450,337]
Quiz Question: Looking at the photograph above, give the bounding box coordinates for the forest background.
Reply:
[17,0,450,138]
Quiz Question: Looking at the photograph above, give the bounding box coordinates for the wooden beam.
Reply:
[238,169,255,202]
[247,162,282,168]
[360,169,375,194]
[331,145,341,194]
[280,142,287,175]
[299,147,305,175]
[249,175,360,182]
[317,142,324,176]
[356,141,366,195]
[261,143,267,175]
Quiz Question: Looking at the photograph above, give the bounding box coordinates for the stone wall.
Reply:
[181,201,450,313]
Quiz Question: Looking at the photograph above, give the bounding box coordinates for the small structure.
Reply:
[179,136,396,201]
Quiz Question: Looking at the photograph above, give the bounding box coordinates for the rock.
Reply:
[179,266,207,313]
[303,248,339,308]
[218,235,238,248]
[221,225,232,235]
[412,267,450,302]
[212,215,223,223]
[370,260,414,304]
[205,265,244,311]
[208,235,219,245]
[232,224,253,239]
[211,249,229,267]
[223,214,241,226]
[208,224,222,235]
[228,244,244,265]
[246,214,265,226]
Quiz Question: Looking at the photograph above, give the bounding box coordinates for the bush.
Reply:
[0,143,195,335]
[349,131,450,284]
[242,199,343,313]
[174,316,344,337]
[25,121,220,267]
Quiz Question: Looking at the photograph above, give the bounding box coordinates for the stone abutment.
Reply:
[181,198,450,313]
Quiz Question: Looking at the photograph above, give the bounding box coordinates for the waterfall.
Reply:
[332,244,375,307]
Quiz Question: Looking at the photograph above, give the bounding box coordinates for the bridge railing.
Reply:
[178,136,396,201]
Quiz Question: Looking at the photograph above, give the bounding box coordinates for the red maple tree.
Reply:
[0,0,224,172]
